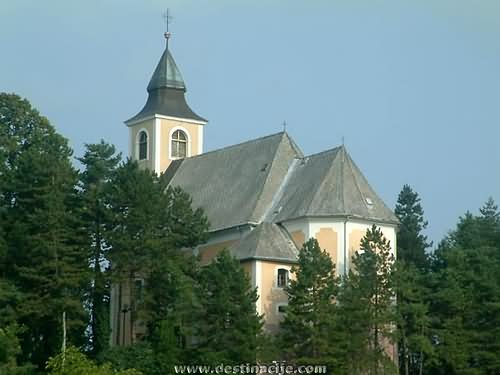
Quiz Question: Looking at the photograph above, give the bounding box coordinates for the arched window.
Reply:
[277,268,289,288]
[138,131,148,160]
[171,130,187,158]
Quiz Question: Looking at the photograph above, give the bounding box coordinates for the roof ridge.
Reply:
[301,145,342,160]
[303,147,342,215]
[181,131,287,162]
[249,133,290,221]
[344,150,370,210]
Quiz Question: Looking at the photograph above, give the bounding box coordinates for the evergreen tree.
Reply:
[196,250,263,366]
[394,185,432,375]
[279,238,340,370]
[77,141,121,357]
[394,184,431,268]
[395,262,433,375]
[427,199,500,374]
[106,161,208,371]
[336,225,397,375]
[0,93,89,369]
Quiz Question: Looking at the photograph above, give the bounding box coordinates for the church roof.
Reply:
[164,132,398,233]
[125,47,206,124]
[271,146,398,224]
[147,49,185,91]
[229,223,299,263]
[165,132,303,232]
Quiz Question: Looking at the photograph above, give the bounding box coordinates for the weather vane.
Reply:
[283,120,287,132]
[162,9,173,41]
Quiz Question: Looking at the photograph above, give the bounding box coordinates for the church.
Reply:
[110,34,398,345]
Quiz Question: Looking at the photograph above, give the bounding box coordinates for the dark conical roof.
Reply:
[126,45,206,124]
[147,48,186,91]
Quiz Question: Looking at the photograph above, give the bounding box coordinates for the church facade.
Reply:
[110,39,398,345]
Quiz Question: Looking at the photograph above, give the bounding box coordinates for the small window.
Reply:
[138,131,148,160]
[278,305,288,314]
[171,130,187,158]
[277,268,289,288]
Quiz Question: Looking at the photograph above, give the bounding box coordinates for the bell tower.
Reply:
[125,28,207,174]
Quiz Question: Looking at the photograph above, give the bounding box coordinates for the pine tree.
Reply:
[279,238,340,369]
[336,225,397,375]
[106,160,209,370]
[395,262,433,375]
[394,185,431,268]
[394,185,433,375]
[427,200,500,374]
[0,93,89,369]
[196,250,263,366]
[78,141,121,357]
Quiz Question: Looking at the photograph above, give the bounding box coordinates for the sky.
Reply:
[1,0,499,246]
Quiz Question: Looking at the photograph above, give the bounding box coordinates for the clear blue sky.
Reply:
[1,0,499,246]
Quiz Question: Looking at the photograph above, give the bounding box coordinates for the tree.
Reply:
[196,250,263,366]
[426,200,500,374]
[78,141,121,357]
[106,160,209,371]
[47,346,142,375]
[394,185,431,268]
[394,185,433,375]
[279,238,340,369]
[395,262,433,375]
[0,93,89,369]
[336,225,397,375]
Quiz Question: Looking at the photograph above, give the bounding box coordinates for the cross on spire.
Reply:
[163,9,173,41]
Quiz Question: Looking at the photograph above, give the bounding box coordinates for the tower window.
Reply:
[277,268,289,288]
[171,130,187,158]
[138,131,148,160]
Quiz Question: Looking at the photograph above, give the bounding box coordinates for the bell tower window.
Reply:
[138,130,148,160]
[171,129,188,158]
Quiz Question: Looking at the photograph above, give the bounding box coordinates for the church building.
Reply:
[110,34,398,345]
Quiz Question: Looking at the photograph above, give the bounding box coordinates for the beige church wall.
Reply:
[346,220,397,271]
[198,239,238,265]
[259,261,292,333]
[158,118,203,172]
[289,230,306,249]
[281,218,309,249]
[308,219,347,275]
[241,261,252,276]
[129,119,155,171]
[315,228,338,265]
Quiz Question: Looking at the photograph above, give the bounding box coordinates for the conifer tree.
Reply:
[336,225,397,375]
[196,250,263,366]
[394,185,433,375]
[427,199,500,374]
[0,93,89,369]
[395,185,431,268]
[279,238,340,369]
[78,141,121,357]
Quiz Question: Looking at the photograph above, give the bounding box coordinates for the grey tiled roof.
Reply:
[229,223,299,262]
[272,146,398,224]
[165,132,303,232]
[166,132,397,237]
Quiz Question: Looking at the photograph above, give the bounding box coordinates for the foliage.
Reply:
[395,184,431,268]
[196,249,263,366]
[279,238,340,369]
[77,141,121,357]
[98,343,155,375]
[0,93,89,370]
[425,200,500,375]
[46,346,142,375]
[336,225,397,375]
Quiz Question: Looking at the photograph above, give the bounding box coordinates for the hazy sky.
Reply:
[1,0,499,245]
